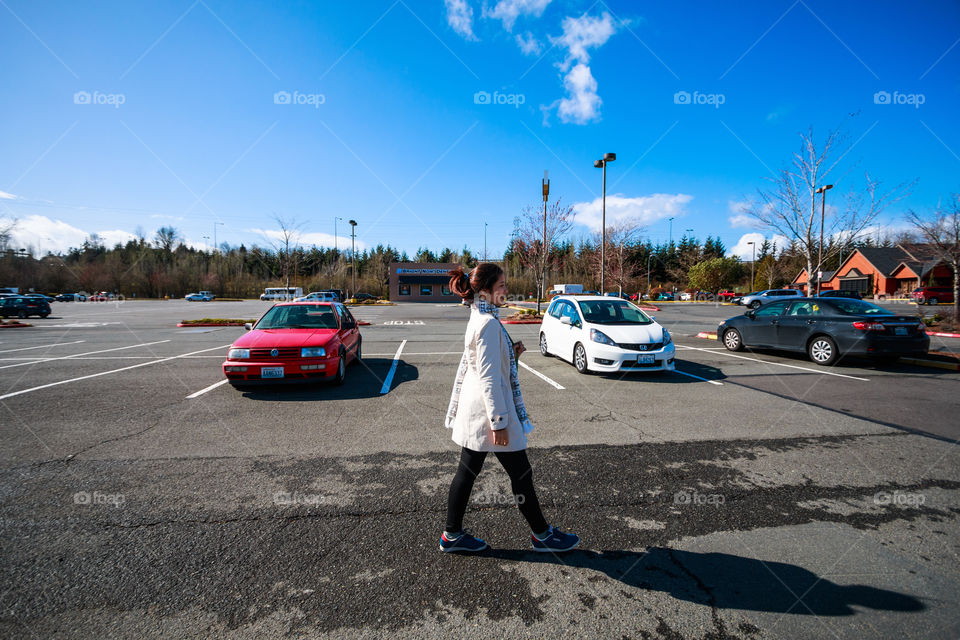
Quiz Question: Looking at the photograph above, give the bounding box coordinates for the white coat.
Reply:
[445,302,528,452]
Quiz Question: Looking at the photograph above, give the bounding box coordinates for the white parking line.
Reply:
[671,369,724,385]
[676,344,870,381]
[0,344,232,401]
[380,340,407,394]
[366,351,460,356]
[186,379,229,398]
[0,340,85,353]
[518,360,565,390]
[0,340,171,370]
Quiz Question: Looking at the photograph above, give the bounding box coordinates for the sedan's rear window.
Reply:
[825,299,893,316]
[256,305,339,329]
[577,300,652,325]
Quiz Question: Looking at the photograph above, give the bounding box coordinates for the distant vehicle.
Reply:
[738,289,804,309]
[552,284,584,295]
[910,286,954,305]
[654,292,674,301]
[0,287,19,295]
[56,293,86,302]
[1,295,51,318]
[816,290,863,300]
[261,287,303,301]
[185,292,213,301]
[679,292,692,301]
[603,291,626,298]
[223,302,361,387]
[88,291,114,301]
[582,290,600,296]
[717,290,736,301]
[198,290,216,300]
[539,295,675,374]
[296,291,338,303]
[28,294,56,303]
[718,297,928,366]
[351,292,378,302]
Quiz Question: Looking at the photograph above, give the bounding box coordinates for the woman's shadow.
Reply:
[483,547,924,616]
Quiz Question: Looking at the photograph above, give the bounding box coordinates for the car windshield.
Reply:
[256,304,339,329]
[577,300,652,325]
[825,299,894,316]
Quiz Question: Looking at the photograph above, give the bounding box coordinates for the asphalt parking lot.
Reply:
[1,299,958,639]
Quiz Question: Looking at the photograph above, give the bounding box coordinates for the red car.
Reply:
[910,286,954,305]
[717,290,736,301]
[222,302,361,387]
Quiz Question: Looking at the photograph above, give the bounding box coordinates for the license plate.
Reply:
[261,367,284,378]
[894,327,907,336]
[638,354,655,364]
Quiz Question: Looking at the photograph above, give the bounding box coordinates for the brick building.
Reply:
[388,262,461,302]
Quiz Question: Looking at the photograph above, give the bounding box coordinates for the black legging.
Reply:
[445,446,549,534]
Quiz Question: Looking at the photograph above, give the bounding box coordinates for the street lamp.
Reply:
[747,241,756,289]
[202,235,210,252]
[348,219,357,297]
[814,184,834,296]
[593,153,616,293]
[668,217,674,246]
[484,222,488,261]
[213,222,224,253]
[540,170,549,314]
[334,216,344,254]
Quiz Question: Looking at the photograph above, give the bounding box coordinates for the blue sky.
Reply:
[1,0,958,260]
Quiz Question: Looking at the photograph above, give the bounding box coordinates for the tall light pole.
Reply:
[668,217,674,246]
[594,153,616,293]
[814,184,833,296]
[202,235,210,252]
[348,219,357,297]
[213,222,224,253]
[484,222,488,261]
[747,241,756,290]
[540,170,549,314]
[334,216,344,254]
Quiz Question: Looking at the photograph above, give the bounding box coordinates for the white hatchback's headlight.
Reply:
[228,348,250,359]
[662,328,672,345]
[301,346,326,358]
[590,328,617,346]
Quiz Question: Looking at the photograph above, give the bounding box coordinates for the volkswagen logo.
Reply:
[270,348,279,357]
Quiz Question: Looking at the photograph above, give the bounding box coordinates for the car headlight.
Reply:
[228,348,250,359]
[590,328,617,346]
[662,328,672,345]
[301,346,326,358]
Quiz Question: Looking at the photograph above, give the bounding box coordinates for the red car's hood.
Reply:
[232,328,338,349]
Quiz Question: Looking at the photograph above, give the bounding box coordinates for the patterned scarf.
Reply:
[445,297,534,434]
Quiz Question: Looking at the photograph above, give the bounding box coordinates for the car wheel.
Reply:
[750,300,762,309]
[40,313,49,318]
[17,311,26,319]
[539,332,551,357]
[723,328,744,352]
[808,335,838,366]
[929,297,938,306]
[573,343,590,374]
[334,353,346,385]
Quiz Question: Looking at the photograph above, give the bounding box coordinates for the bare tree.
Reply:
[907,194,960,319]
[265,215,303,293]
[744,127,913,295]
[153,226,180,252]
[0,217,17,252]
[510,198,575,313]
[591,218,644,295]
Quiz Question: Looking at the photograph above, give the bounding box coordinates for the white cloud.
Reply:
[250,228,366,252]
[444,0,477,40]
[571,193,693,233]
[484,0,551,31]
[0,215,135,254]
[728,233,790,261]
[546,12,617,124]
[515,31,542,55]
[0,190,17,200]
[556,63,601,124]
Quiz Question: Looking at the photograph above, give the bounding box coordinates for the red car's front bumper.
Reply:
[222,355,339,384]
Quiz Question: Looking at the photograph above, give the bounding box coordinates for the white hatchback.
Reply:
[539,296,676,374]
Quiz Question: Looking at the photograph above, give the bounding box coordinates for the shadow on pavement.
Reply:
[236,358,418,400]
[592,360,726,384]
[482,547,925,615]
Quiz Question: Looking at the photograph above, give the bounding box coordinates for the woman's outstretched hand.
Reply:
[493,428,509,446]
[513,340,526,359]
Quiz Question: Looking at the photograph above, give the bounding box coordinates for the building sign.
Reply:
[397,268,448,274]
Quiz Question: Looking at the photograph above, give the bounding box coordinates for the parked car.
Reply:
[222,302,361,387]
[296,291,339,303]
[738,289,804,309]
[351,292,378,302]
[198,290,216,300]
[55,292,86,302]
[185,292,213,301]
[539,295,675,374]
[655,292,675,301]
[816,290,863,300]
[28,294,56,303]
[1,295,51,318]
[910,286,954,305]
[679,292,692,301]
[717,290,736,301]
[88,291,113,301]
[718,297,928,366]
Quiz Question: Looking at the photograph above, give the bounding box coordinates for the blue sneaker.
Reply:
[531,525,580,552]
[439,528,488,553]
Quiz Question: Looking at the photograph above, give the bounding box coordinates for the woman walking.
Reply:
[440,262,579,553]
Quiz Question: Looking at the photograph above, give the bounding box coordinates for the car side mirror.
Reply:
[244,323,252,331]
[560,316,572,326]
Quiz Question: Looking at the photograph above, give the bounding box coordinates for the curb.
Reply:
[927,330,960,338]
[177,322,250,327]
[696,331,718,340]
[502,319,543,324]
[0,322,32,329]
[639,305,661,312]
